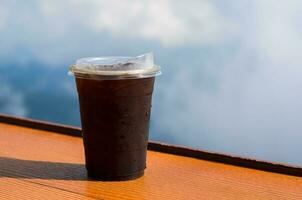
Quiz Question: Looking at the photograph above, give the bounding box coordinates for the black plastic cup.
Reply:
[75,76,155,181]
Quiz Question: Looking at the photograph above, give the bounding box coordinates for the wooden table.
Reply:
[0,119,302,199]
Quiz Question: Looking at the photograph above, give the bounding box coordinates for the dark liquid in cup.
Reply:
[76,77,155,181]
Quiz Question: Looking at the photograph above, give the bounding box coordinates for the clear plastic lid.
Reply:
[69,52,161,80]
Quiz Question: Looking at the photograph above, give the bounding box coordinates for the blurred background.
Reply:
[1,0,302,166]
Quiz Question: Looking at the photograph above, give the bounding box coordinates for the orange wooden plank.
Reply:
[0,177,95,200]
[0,122,302,200]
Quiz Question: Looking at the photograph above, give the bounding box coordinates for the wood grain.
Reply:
[2,113,302,177]
[0,178,95,200]
[0,122,302,199]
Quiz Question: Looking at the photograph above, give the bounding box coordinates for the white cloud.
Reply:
[23,0,236,46]
[83,0,236,46]
[0,80,27,117]
[152,0,302,164]
[0,4,8,29]
[0,0,237,65]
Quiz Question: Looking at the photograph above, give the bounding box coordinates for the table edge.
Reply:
[0,113,301,177]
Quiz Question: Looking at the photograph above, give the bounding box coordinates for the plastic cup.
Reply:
[69,53,161,181]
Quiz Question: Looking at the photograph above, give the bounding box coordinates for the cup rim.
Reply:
[69,65,161,80]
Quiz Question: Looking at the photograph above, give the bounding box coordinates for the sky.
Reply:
[1,0,302,166]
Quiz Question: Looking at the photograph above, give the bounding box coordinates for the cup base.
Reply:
[87,170,144,181]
